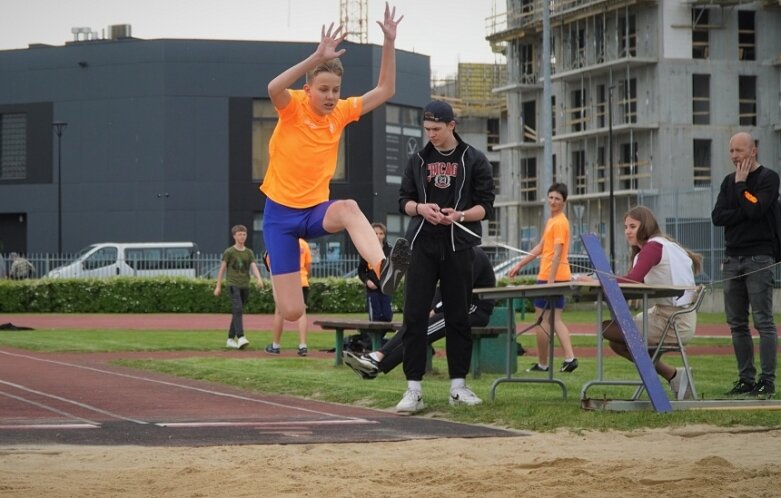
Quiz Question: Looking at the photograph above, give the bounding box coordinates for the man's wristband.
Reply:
[459,211,465,223]
[415,203,420,215]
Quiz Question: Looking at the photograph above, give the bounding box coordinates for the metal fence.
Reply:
[0,252,368,280]
[3,186,779,284]
[636,188,781,287]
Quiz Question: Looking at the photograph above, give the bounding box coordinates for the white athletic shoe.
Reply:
[226,338,238,349]
[449,386,483,406]
[237,336,250,349]
[395,390,424,414]
[669,367,693,400]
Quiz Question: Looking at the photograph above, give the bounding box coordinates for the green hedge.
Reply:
[0,277,407,314]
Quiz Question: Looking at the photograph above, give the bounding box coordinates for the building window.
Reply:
[570,88,587,132]
[520,44,536,84]
[520,157,537,202]
[738,75,757,126]
[595,17,605,63]
[551,96,556,136]
[491,161,501,196]
[620,142,638,190]
[619,78,637,124]
[692,8,709,59]
[569,25,586,69]
[738,11,755,61]
[693,139,711,187]
[692,74,710,125]
[596,84,606,128]
[572,150,586,195]
[618,14,637,58]
[252,100,346,182]
[596,146,606,193]
[522,100,537,142]
[488,208,501,238]
[487,118,499,148]
[0,113,27,180]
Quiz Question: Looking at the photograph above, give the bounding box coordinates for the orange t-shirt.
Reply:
[299,239,312,287]
[538,212,572,282]
[260,90,362,208]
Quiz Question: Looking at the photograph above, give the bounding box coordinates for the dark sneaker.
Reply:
[751,379,776,400]
[725,379,755,397]
[264,344,280,355]
[343,351,380,379]
[379,238,410,295]
[297,346,308,357]
[560,358,579,373]
[525,363,550,372]
[517,343,526,356]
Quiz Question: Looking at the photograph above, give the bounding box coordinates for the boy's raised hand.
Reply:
[315,23,347,60]
[377,2,403,41]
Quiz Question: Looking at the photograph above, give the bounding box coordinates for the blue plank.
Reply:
[580,233,672,413]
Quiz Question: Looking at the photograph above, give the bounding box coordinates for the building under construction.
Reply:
[487,0,781,268]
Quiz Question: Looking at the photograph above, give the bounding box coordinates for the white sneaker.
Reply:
[226,338,238,349]
[237,336,249,349]
[395,390,424,414]
[449,386,483,406]
[668,367,693,400]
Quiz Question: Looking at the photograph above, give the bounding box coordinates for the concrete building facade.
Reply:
[487,0,781,273]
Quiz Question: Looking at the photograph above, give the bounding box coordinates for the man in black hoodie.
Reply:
[712,131,778,400]
[393,100,495,414]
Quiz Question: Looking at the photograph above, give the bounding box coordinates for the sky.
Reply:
[0,0,506,78]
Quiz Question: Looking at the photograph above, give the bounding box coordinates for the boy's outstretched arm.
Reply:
[267,23,348,110]
[361,2,403,114]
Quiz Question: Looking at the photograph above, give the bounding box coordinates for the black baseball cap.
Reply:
[423,100,455,123]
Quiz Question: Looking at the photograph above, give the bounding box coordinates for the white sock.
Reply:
[272,342,280,349]
[299,344,307,349]
[450,378,465,390]
[538,363,548,369]
[564,357,575,363]
[368,352,382,362]
[407,380,422,392]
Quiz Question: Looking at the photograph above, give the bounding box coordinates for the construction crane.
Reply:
[339,0,368,44]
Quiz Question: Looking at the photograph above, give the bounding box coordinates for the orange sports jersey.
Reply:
[538,212,572,282]
[299,239,312,287]
[260,90,362,208]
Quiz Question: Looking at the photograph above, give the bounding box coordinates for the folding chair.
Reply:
[631,285,707,400]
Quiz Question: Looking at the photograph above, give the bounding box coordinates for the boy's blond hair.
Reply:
[306,58,344,84]
[231,224,248,235]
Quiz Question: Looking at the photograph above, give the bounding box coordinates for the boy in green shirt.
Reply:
[214,225,264,348]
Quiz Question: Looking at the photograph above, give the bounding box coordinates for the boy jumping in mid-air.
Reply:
[261,2,409,322]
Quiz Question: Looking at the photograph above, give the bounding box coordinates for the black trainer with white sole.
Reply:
[343,351,380,379]
[380,238,410,296]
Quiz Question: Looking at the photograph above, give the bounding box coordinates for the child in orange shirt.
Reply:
[508,183,578,373]
[261,3,409,323]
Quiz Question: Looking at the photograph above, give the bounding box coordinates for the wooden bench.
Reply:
[314,319,402,366]
[315,319,507,375]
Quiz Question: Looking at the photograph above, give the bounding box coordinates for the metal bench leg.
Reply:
[471,338,482,379]
[334,329,344,366]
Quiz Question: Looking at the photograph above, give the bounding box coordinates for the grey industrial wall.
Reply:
[0,38,429,254]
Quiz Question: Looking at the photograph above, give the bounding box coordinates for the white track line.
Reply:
[0,380,146,424]
[0,389,101,427]
[157,419,375,428]
[0,349,371,423]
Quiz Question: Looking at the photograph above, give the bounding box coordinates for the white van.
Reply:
[46,242,199,279]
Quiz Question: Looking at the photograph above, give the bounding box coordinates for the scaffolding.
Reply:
[339,0,368,44]
[432,63,507,118]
